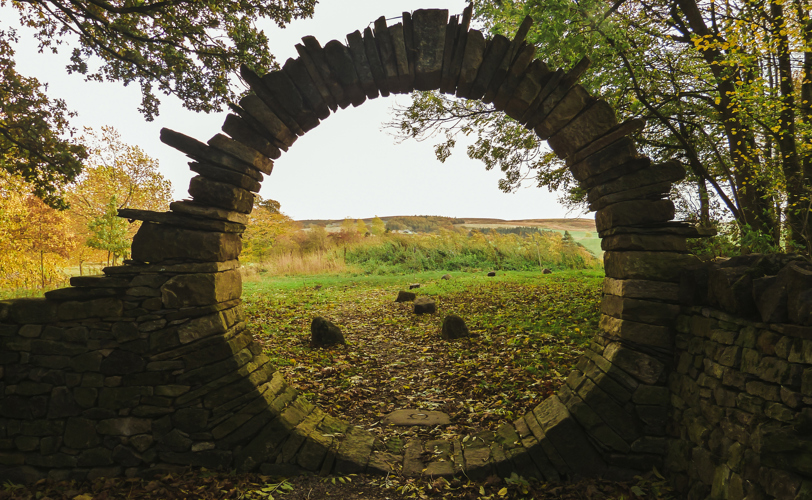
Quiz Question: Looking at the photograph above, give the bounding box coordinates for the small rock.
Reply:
[442,315,469,340]
[311,317,345,346]
[395,291,417,302]
[409,283,421,289]
[487,271,496,277]
[414,297,436,315]
[542,268,552,274]
[441,274,452,280]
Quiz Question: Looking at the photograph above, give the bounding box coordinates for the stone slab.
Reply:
[346,31,379,100]
[382,409,450,426]
[595,200,675,233]
[282,57,332,119]
[389,23,411,93]
[412,9,448,90]
[238,94,297,149]
[373,17,401,94]
[547,99,617,158]
[240,65,304,136]
[294,43,337,111]
[455,29,486,98]
[160,128,264,181]
[131,222,242,263]
[443,4,472,95]
[262,69,320,132]
[323,40,366,107]
[469,34,510,100]
[208,133,273,175]
[604,251,701,282]
[188,175,254,214]
[505,59,550,121]
[535,85,595,141]
[220,113,282,160]
[170,201,249,225]
[363,27,390,97]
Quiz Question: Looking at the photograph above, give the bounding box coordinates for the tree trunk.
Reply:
[698,178,710,226]
[675,0,774,236]
[770,0,805,248]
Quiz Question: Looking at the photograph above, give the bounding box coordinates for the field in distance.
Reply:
[298,216,601,257]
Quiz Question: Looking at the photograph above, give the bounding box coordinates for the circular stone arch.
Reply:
[120,6,704,481]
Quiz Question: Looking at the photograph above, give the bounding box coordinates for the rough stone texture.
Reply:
[261,69,320,132]
[505,59,550,121]
[373,17,400,94]
[207,134,273,176]
[442,4,472,95]
[455,30,486,99]
[389,24,411,93]
[310,317,345,346]
[131,223,242,263]
[220,112,282,160]
[595,200,675,233]
[412,9,448,90]
[170,201,249,225]
[468,35,510,100]
[601,294,680,327]
[323,40,366,107]
[494,43,536,111]
[282,57,332,120]
[605,252,701,282]
[601,233,687,253]
[547,100,617,157]
[300,37,349,110]
[603,278,680,302]
[441,315,470,340]
[161,271,241,308]
[395,291,416,302]
[188,176,254,214]
[588,160,685,203]
[345,31,379,100]
[414,297,437,315]
[363,27,390,97]
[238,94,297,149]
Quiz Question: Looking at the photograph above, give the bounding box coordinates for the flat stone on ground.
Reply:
[382,409,451,426]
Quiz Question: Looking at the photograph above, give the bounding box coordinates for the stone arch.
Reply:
[0,6,707,483]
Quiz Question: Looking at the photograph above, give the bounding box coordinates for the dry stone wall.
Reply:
[666,255,812,499]
[0,6,810,495]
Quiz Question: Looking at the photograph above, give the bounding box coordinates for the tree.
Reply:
[390,0,812,252]
[370,216,386,236]
[86,196,130,266]
[356,219,368,236]
[242,197,296,262]
[68,126,173,227]
[2,0,315,207]
[0,30,87,209]
[65,126,172,270]
[0,172,77,289]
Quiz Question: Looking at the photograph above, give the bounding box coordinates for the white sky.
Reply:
[3,0,588,221]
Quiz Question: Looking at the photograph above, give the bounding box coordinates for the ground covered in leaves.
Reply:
[243,270,603,443]
[0,469,674,499]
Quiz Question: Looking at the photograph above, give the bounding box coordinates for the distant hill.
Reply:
[297,216,596,233]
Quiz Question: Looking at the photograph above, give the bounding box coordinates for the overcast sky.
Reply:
[4,0,588,221]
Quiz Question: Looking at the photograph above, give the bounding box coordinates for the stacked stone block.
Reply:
[5,6,808,490]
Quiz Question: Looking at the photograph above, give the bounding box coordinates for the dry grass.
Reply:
[241,251,353,279]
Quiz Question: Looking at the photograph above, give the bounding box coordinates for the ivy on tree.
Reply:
[1,0,315,208]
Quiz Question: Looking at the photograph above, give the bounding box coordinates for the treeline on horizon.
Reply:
[242,205,599,276]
